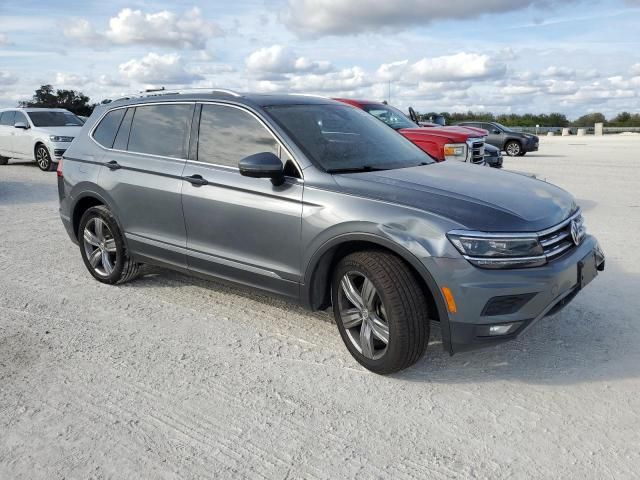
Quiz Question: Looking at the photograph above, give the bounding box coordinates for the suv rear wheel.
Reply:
[35,144,55,171]
[331,250,430,374]
[0,156,8,165]
[78,206,140,284]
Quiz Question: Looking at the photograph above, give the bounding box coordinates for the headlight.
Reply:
[443,143,467,161]
[50,135,74,142]
[447,231,546,269]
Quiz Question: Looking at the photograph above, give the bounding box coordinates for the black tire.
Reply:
[331,250,430,374]
[78,205,140,284]
[504,141,522,157]
[35,144,55,171]
[0,156,8,165]
[517,151,527,157]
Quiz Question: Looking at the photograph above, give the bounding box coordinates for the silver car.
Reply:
[58,90,605,374]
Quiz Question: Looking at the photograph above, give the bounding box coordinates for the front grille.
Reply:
[539,212,585,261]
[467,138,485,164]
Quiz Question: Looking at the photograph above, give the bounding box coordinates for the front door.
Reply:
[181,103,303,298]
[12,111,34,158]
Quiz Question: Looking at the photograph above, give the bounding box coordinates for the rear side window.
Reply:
[0,111,15,126]
[127,104,193,158]
[197,104,278,167]
[113,108,134,150]
[93,109,126,148]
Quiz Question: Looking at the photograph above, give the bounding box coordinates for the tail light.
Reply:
[56,159,63,178]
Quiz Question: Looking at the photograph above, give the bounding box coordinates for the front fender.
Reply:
[302,229,453,354]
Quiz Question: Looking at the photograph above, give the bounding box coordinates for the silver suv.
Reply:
[58,90,605,374]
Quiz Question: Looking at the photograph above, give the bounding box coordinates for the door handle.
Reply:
[106,160,121,170]
[183,174,208,186]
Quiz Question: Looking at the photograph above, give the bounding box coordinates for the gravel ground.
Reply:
[1,136,639,479]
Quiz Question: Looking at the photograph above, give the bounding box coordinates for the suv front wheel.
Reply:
[332,250,430,374]
[78,206,140,284]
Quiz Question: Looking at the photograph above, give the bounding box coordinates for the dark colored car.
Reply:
[458,121,539,157]
[58,90,604,374]
[483,143,503,168]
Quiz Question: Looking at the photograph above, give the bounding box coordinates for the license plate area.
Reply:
[578,251,598,289]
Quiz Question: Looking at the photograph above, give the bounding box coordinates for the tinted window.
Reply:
[266,104,433,172]
[361,104,415,130]
[27,111,83,127]
[93,108,126,148]
[113,108,134,150]
[14,112,29,125]
[0,111,15,126]
[128,104,193,158]
[197,104,278,167]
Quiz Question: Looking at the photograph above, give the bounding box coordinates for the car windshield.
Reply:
[27,111,83,127]
[494,122,513,132]
[265,104,434,172]
[361,104,417,130]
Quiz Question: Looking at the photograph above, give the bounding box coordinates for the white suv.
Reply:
[0,108,84,171]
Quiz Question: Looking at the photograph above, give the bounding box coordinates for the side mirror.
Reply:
[239,152,285,186]
[492,129,500,134]
[14,122,28,129]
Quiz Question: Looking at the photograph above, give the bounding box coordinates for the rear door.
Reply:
[95,102,195,270]
[181,102,303,298]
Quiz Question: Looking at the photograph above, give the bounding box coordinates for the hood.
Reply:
[34,126,83,138]
[398,126,479,143]
[332,162,576,232]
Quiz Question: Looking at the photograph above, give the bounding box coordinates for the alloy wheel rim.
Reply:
[337,271,390,360]
[507,143,520,156]
[83,217,117,277]
[36,147,50,169]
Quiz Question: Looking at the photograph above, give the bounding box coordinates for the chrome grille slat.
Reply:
[538,211,584,262]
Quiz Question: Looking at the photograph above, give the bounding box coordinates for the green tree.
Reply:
[572,112,606,127]
[20,84,96,116]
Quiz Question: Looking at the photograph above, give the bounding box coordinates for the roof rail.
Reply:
[101,87,242,104]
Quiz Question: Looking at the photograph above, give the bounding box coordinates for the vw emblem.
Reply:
[570,219,582,245]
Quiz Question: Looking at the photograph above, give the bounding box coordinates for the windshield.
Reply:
[265,104,434,172]
[361,104,417,130]
[494,122,513,132]
[27,111,83,127]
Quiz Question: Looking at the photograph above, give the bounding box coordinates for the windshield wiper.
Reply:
[326,165,389,174]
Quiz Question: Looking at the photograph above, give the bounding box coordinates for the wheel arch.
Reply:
[70,191,126,248]
[302,233,452,352]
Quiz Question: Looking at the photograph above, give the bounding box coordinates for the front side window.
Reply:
[361,104,416,130]
[27,111,83,127]
[266,104,433,172]
[197,104,278,167]
[127,104,194,158]
[0,111,15,126]
[14,112,29,126]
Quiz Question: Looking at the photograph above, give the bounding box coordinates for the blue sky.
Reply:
[1,0,639,118]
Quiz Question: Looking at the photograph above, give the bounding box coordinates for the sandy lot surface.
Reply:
[1,136,639,479]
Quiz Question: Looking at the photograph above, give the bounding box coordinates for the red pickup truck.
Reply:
[335,98,487,164]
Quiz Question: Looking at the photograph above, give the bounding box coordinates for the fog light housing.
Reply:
[477,321,523,337]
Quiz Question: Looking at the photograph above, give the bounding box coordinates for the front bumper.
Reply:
[47,140,70,162]
[524,137,539,152]
[425,234,604,353]
[485,154,503,168]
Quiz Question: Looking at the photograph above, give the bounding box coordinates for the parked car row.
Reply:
[0,108,84,171]
[55,90,604,374]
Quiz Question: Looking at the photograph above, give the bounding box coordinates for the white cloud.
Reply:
[0,33,11,47]
[246,45,332,77]
[287,67,371,92]
[408,53,506,81]
[541,66,575,78]
[54,72,90,87]
[118,53,202,85]
[630,63,640,75]
[64,8,222,49]
[282,0,571,36]
[0,71,17,85]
